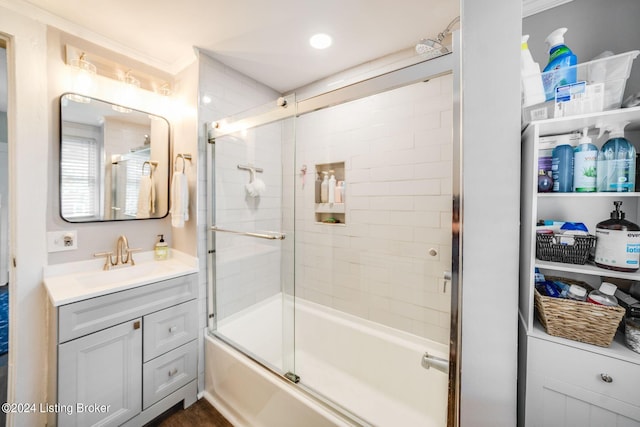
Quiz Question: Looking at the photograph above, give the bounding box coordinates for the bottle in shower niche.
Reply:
[573,127,597,192]
[315,172,322,203]
[328,173,336,203]
[594,201,640,272]
[552,143,573,192]
[320,172,329,203]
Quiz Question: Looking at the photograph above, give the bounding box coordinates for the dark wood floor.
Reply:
[145,398,234,427]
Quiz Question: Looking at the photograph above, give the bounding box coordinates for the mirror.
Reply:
[60,93,170,222]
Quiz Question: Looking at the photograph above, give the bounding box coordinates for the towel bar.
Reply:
[210,226,285,240]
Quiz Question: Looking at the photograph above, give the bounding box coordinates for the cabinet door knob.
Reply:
[168,326,178,333]
[133,321,141,330]
[168,368,178,377]
[600,373,613,383]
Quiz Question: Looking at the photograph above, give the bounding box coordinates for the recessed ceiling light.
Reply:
[309,33,332,50]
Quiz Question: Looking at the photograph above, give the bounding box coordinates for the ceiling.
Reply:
[20,0,459,93]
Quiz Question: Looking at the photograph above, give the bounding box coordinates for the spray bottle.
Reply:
[594,201,640,272]
[596,121,636,192]
[521,35,546,107]
[573,127,598,192]
[542,28,578,101]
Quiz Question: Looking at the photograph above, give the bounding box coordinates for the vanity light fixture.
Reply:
[112,70,140,113]
[309,33,332,50]
[68,52,96,103]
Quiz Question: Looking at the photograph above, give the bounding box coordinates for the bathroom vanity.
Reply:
[43,252,199,427]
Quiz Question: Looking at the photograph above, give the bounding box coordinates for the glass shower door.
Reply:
[207,112,296,378]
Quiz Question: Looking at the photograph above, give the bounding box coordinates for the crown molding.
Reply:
[523,0,574,17]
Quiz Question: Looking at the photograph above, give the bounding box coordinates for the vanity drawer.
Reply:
[143,299,198,362]
[142,340,197,409]
[58,273,197,343]
[529,336,640,409]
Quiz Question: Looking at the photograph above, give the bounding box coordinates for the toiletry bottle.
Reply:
[551,143,573,192]
[542,28,577,101]
[594,201,640,272]
[587,282,619,306]
[155,234,169,260]
[315,172,322,203]
[328,173,336,203]
[320,172,329,203]
[538,170,553,192]
[567,284,587,301]
[573,127,597,192]
[335,180,342,203]
[521,35,546,107]
[597,121,636,192]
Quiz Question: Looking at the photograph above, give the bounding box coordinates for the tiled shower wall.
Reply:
[292,75,453,344]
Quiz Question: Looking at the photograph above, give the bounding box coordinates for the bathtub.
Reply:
[204,295,449,427]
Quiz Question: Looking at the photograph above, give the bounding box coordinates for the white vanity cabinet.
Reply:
[48,273,199,427]
[519,106,640,427]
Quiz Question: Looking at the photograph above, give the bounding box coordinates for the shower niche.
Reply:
[314,162,345,225]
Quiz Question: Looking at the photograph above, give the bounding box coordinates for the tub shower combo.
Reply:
[203,44,461,427]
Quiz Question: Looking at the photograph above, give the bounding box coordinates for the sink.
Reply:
[74,261,181,288]
[43,251,199,306]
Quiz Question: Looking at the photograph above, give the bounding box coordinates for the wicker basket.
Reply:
[536,233,596,265]
[534,277,625,347]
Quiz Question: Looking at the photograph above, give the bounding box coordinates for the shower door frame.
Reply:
[206,42,462,427]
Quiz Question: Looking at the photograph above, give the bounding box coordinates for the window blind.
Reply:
[60,136,99,219]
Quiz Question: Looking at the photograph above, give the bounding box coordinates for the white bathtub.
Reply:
[204,295,449,427]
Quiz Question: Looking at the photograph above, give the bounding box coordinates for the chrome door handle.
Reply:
[210,225,285,240]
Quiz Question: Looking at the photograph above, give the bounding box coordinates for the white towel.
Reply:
[136,175,155,219]
[170,172,189,228]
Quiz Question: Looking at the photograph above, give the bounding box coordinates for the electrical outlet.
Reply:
[47,230,78,252]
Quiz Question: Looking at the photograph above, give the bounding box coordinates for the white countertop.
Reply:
[43,250,199,307]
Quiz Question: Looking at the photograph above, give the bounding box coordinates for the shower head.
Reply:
[415,38,446,56]
[415,16,460,56]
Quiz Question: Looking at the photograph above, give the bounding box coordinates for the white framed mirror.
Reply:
[59,93,170,222]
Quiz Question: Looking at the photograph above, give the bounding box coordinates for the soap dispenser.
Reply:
[154,234,169,260]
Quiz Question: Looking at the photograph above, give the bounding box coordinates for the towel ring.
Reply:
[175,154,192,173]
[142,161,158,178]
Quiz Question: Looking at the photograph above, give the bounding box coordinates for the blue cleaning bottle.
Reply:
[552,143,574,192]
[542,28,578,101]
[597,121,636,192]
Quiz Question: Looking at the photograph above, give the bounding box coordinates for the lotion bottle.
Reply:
[573,127,597,192]
[594,201,640,272]
[328,174,336,203]
[154,234,169,260]
[320,172,329,203]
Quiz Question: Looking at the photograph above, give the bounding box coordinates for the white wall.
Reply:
[458,1,521,426]
[293,76,453,344]
[0,5,49,426]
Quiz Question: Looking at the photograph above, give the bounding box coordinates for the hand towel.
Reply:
[170,171,189,228]
[136,175,155,219]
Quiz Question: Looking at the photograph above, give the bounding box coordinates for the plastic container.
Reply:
[552,144,573,192]
[542,28,578,101]
[567,284,587,301]
[328,174,336,203]
[521,35,546,108]
[538,170,553,192]
[594,201,640,271]
[625,313,640,353]
[597,121,636,192]
[587,282,619,306]
[573,127,597,192]
[522,50,639,123]
[320,172,329,203]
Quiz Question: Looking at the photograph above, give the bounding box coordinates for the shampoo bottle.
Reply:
[597,121,636,192]
[521,35,546,107]
[154,234,169,261]
[542,28,578,101]
[594,201,640,272]
[552,143,574,192]
[328,174,336,203]
[320,172,329,203]
[573,127,598,192]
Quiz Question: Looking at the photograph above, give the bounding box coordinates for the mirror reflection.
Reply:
[60,93,169,222]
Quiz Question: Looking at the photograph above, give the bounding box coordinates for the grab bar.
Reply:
[421,352,449,374]
[210,225,285,241]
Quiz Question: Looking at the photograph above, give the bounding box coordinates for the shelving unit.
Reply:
[520,106,640,427]
[314,161,346,225]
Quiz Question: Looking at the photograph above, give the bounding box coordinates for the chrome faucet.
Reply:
[94,235,141,270]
